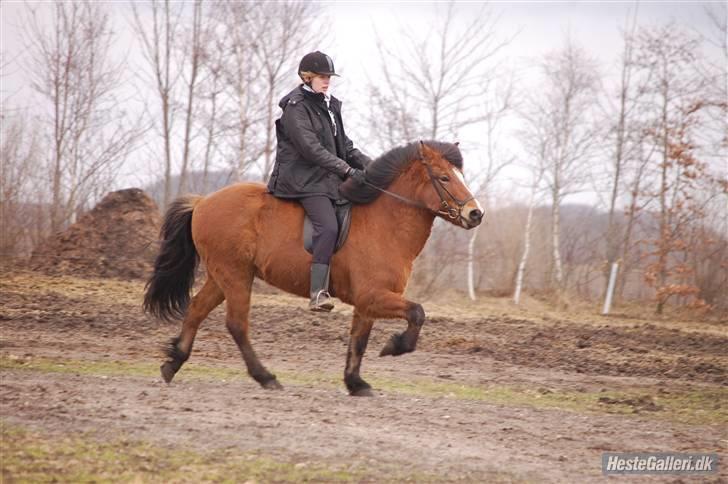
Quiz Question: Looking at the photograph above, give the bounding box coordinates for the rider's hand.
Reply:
[347,167,366,184]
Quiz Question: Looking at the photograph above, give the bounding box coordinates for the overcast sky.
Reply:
[1,1,724,205]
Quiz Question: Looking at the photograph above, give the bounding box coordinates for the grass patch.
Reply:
[0,423,381,483]
[364,377,727,425]
[2,355,725,426]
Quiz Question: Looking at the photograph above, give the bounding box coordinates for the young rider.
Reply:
[267,51,371,312]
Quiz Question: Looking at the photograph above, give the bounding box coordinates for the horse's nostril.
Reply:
[469,209,483,222]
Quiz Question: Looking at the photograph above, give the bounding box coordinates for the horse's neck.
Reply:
[360,177,435,260]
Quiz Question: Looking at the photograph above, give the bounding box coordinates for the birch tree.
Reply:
[513,168,543,304]
[521,39,599,292]
[467,81,516,299]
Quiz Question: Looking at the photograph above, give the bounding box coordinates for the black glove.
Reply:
[347,167,367,184]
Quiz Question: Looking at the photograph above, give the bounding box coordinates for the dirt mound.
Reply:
[29,188,161,280]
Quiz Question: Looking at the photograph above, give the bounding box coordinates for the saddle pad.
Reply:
[303,201,352,254]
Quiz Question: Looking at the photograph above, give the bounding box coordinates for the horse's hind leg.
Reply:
[223,268,282,390]
[344,310,375,396]
[357,290,425,357]
[161,277,225,383]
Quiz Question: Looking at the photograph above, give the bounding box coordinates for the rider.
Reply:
[267,51,372,312]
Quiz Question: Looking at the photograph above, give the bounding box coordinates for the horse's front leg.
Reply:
[344,310,375,396]
[355,290,426,357]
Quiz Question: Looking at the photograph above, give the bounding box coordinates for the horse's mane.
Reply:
[339,140,463,204]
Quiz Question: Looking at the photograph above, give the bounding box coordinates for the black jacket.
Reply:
[267,85,372,199]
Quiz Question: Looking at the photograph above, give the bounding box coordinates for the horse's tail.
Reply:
[143,195,203,321]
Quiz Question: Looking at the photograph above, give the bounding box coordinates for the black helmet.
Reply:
[298,51,339,77]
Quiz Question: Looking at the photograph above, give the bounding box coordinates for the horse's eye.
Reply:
[439,175,450,182]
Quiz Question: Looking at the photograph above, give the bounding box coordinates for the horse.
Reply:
[143,141,483,396]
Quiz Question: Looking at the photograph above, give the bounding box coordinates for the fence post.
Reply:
[602,262,619,315]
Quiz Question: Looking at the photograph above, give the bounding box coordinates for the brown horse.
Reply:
[143,141,483,396]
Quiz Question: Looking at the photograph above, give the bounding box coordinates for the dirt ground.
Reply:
[1,270,726,482]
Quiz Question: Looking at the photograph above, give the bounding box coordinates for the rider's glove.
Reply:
[347,167,366,184]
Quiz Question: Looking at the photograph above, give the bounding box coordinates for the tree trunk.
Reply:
[656,86,670,314]
[551,186,563,288]
[514,181,538,305]
[178,1,202,195]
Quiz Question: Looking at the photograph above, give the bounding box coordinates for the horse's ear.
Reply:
[418,140,435,162]
[454,141,460,147]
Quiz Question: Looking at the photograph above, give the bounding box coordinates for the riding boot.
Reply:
[309,263,334,312]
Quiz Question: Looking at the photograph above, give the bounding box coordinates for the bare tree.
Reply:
[131,0,184,208]
[176,0,203,194]
[599,7,646,300]
[467,79,516,299]
[520,38,600,292]
[0,113,41,257]
[197,33,226,194]
[633,23,713,313]
[367,1,513,148]
[24,1,139,232]
[210,2,265,181]
[616,139,655,299]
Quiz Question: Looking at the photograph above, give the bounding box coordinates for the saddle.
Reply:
[303,200,352,254]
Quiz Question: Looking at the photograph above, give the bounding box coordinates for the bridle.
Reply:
[361,159,474,221]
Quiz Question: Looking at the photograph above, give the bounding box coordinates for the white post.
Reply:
[467,226,479,301]
[602,262,619,315]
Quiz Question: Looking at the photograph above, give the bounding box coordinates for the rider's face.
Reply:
[311,74,331,94]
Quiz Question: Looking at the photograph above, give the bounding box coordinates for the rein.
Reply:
[361,160,473,220]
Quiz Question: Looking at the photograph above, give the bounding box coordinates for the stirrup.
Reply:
[309,290,334,312]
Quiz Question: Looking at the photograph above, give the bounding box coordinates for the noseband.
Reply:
[361,160,473,221]
[421,162,474,220]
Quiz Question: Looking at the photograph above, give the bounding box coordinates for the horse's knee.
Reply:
[406,303,425,327]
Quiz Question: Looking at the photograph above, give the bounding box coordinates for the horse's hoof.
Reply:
[160,362,176,383]
[379,335,397,356]
[262,378,283,390]
[380,333,406,357]
[350,387,374,397]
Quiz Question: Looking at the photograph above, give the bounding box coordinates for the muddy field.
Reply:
[1,270,726,482]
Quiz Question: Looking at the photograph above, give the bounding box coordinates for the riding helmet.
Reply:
[298,51,339,77]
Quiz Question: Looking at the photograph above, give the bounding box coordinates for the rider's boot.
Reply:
[309,263,334,312]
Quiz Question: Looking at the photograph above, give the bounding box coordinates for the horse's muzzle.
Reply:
[459,204,484,229]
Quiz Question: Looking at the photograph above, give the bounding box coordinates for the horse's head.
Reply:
[413,141,484,229]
